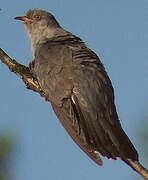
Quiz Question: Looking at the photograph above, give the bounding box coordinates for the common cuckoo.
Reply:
[14,9,146,178]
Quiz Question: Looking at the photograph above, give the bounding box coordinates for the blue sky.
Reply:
[0,0,148,180]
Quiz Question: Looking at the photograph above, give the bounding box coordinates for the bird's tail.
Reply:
[122,158,148,180]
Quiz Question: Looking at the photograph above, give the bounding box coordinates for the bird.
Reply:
[14,9,148,179]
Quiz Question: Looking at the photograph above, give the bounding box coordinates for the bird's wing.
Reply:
[71,59,138,161]
[33,41,138,165]
[52,57,138,165]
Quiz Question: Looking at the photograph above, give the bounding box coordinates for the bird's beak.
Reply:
[14,16,33,23]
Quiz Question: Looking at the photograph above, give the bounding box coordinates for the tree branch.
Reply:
[128,159,148,180]
[0,48,46,97]
[1,47,148,180]
[123,159,148,180]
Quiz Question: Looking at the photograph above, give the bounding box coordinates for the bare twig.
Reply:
[123,159,148,180]
[0,47,148,180]
[0,48,46,97]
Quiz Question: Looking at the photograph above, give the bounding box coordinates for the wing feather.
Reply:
[72,60,138,160]
[51,99,103,166]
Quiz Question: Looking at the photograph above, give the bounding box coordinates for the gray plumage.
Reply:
[15,9,138,166]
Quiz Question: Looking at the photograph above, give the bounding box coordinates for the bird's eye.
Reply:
[34,15,41,20]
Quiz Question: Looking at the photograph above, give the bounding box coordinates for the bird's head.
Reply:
[15,9,60,33]
[15,9,61,52]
